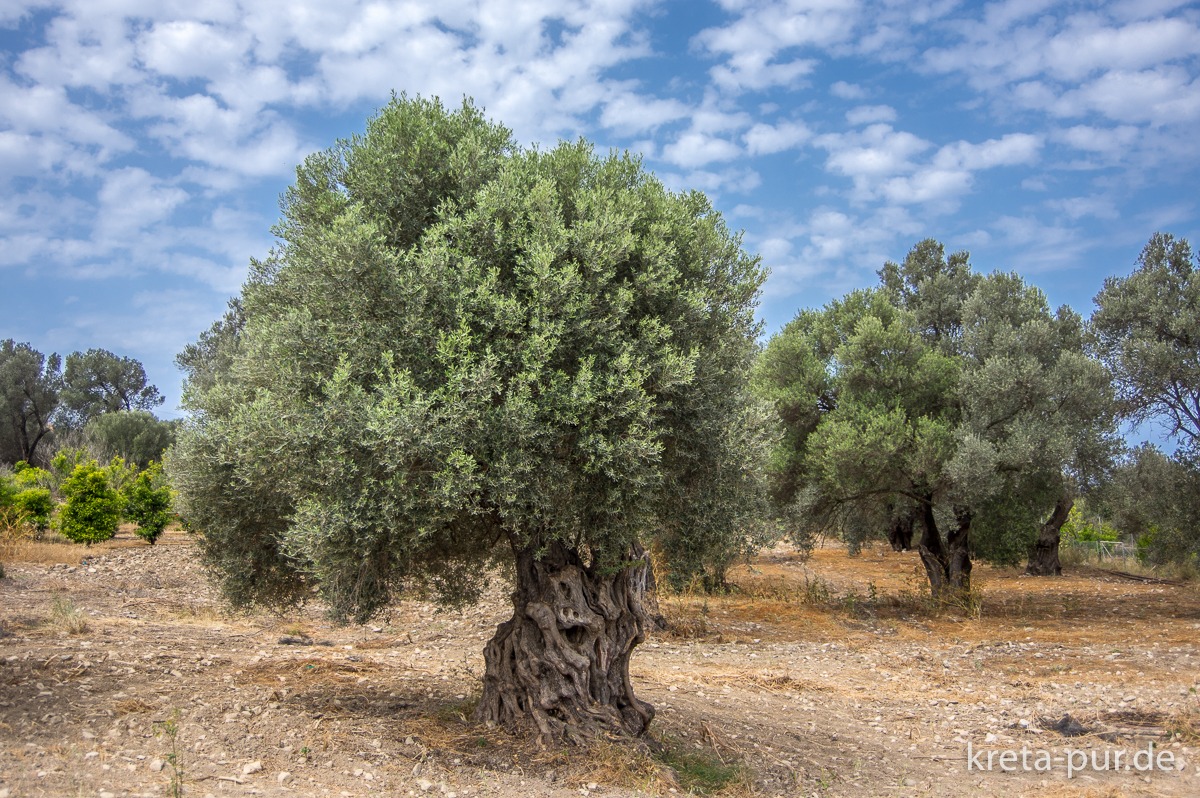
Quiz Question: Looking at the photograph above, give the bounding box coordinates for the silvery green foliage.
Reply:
[1092,233,1200,456]
[757,240,1117,568]
[169,96,768,621]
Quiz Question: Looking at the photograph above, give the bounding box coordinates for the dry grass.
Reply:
[0,506,35,566]
[1,525,163,567]
[114,698,158,716]
[238,655,385,688]
[49,595,89,634]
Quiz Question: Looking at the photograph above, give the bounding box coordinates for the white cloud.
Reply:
[95,167,189,240]
[695,0,859,92]
[137,20,250,80]
[818,124,930,181]
[817,127,1041,208]
[879,169,972,206]
[1042,18,1200,82]
[1050,67,1200,125]
[744,119,811,155]
[830,80,866,99]
[932,134,1042,170]
[600,90,690,134]
[662,131,743,169]
[1052,124,1140,155]
[845,104,896,125]
[136,91,310,177]
[0,77,134,172]
[1046,196,1119,221]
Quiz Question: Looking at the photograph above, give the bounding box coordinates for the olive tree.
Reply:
[60,348,163,430]
[83,410,177,468]
[756,241,1114,596]
[168,96,767,743]
[0,340,61,466]
[1092,232,1200,453]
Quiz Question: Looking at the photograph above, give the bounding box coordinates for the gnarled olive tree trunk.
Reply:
[916,499,972,599]
[1025,494,1073,576]
[475,540,655,745]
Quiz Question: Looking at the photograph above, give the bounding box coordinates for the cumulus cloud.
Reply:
[743,119,811,155]
[662,131,743,169]
[818,124,931,182]
[817,126,1042,208]
[694,0,857,92]
[137,20,250,80]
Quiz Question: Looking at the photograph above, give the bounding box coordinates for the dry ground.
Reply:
[1,531,1198,798]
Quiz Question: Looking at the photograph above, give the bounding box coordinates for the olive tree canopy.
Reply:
[60,348,164,430]
[169,95,768,743]
[755,241,1115,595]
[1092,233,1200,454]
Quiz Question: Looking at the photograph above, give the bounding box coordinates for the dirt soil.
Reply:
[1,532,1198,798]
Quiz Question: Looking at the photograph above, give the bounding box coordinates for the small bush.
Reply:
[12,462,53,490]
[123,463,173,545]
[13,487,54,531]
[58,462,121,546]
[49,448,90,490]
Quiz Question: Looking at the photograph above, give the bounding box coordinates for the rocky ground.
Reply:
[1,531,1198,797]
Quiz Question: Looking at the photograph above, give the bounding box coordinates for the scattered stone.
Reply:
[417,778,434,791]
[242,760,263,775]
[277,771,292,784]
[150,758,165,772]
[1045,714,1088,737]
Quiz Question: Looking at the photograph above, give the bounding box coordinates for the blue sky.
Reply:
[2,0,1198,428]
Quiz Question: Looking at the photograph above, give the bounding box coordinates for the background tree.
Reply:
[60,348,164,430]
[1092,233,1199,450]
[0,340,62,466]
[168,95,768,744]
[756,242,1114,596]
[83,410,177,468]
[1090,232,1199,567]
[1093,444,1199,567]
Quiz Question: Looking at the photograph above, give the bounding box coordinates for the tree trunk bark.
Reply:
[946,506,972,593]
[887,509,915,551]
[916,498,948,597]
[916,499,973,599]
[1025,494,1073,576]
[475,539,655,745]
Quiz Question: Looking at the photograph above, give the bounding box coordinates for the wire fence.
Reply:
[1064,540,1137,560]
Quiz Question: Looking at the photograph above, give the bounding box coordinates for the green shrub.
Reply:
[104,456,138,494]
[1061,505,1120,543]
[13,487,53,531]
[58,462,121,545]
[49,448,91,495]
[13,463,53,492]
[0,473,15,508]
[123,463,172,545]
